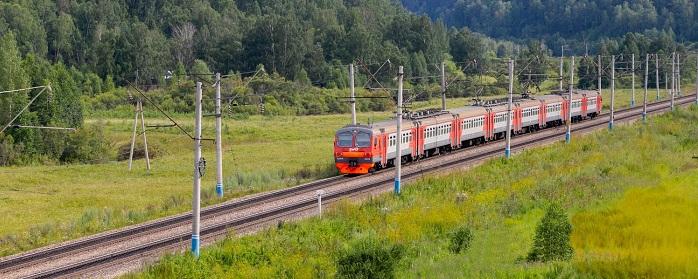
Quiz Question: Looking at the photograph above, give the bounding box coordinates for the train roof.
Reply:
[337,91,602,135]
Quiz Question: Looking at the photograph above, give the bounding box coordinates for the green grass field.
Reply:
[128,105,698,278]
[0,96,477,256]
[0,85,693,258]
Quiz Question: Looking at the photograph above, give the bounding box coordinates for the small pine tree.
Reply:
[527,203,574,262]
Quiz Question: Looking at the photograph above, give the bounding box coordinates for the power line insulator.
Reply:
[197,157,207,177]
[259,103,265,114]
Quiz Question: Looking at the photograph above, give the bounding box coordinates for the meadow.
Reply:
[0,85,691,257]
[129,104,698,278]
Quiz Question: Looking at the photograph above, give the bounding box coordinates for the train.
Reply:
[334,90,602,175]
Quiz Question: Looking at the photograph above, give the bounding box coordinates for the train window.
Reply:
[356,132,370,147]
[337,132,353,147]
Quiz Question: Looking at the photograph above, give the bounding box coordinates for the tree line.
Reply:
[0,0,497,87]
[401,0,698,55]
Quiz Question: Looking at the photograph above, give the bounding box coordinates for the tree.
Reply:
[527,203,574,262]
[577,56,598,90]
[0,32,39,157]
[171,22,196,68]
[449,28,485,74]
[49,63,83,128]
[517,40,550,93]
[0,32,31,127]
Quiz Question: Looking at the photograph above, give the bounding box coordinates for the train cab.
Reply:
[334,125,375,175]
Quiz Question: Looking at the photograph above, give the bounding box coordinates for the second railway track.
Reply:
[1,95,695,278]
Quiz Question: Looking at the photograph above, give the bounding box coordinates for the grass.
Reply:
[572,173,698,278]
[0,96,478,256]
[128,102,698,278]
[0,84,693,259]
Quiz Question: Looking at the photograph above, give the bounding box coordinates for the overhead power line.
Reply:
[1,85,53,134]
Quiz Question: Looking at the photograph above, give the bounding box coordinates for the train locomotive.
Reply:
[334,90,602,175]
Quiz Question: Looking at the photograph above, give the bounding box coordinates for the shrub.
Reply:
[335,237,405,279]
[448,226,473,254]
[0,134,20,166]
[527,203,574,262]
[60,124,112,164]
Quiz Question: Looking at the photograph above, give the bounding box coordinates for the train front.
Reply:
[334,126,374,175]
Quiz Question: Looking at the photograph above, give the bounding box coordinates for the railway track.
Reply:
[1,95,694,278]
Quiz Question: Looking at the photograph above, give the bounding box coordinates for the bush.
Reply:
[335,237,405,279]
[527,203,574,262]
[0,134,20,166]
[60,124,112,164]
[448,226,473,254]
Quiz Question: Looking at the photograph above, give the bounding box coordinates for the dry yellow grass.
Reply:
[572,171,698,278]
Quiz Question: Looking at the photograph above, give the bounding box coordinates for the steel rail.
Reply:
[0,175,347,272]
[3,95,694,278]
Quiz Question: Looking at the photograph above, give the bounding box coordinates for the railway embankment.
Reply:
[128,106,698,278]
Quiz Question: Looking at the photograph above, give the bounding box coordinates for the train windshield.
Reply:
[337,132,353,147]
[356,132,371,147]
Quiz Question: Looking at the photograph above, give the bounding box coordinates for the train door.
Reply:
[482,109,492,140]
[490,110,496,139]
[581,95,588,117]
[560,98,572,122]
[417,125,424,157]
[451,118,460,148]
[539,101,547,127]
[514,105,522,132]
[381,133,388,166]
[411,127,418,158]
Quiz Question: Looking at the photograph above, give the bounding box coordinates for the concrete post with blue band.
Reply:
[216,183,223,197]
[192,82,202,258]
[504,59,514,158]
[394,66,403,196]
[214,73,224,198]
[191,234,200,257]
[610,55,616,131]
[566,57,575,144]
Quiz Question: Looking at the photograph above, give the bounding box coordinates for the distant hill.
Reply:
[401,0,698,44]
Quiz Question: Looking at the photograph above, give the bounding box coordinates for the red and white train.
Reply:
[334,91,602,175]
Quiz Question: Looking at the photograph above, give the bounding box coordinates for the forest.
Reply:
[401,0,698,55]
[0,0,692,166]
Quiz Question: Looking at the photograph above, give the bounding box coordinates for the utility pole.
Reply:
[350,64,357,125]
[139,101,151,171]
[505,59,514,158]
[677,53,681,97]
[128,99,150,171]
[598,55,602,96]
[394,66,403,195]
[665,71,669,100]
[610,55,615,130]
[671,52,675,111]
[192,82,203,258]
[654,53,659,101]
[441,61,446,111]
[631,54,636,107]
[566,56,575,144]
[215,73,223,198]
[643,54,649,122]
[559,46,564,91]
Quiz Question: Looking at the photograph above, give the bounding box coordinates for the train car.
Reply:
[334,91,603,175]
